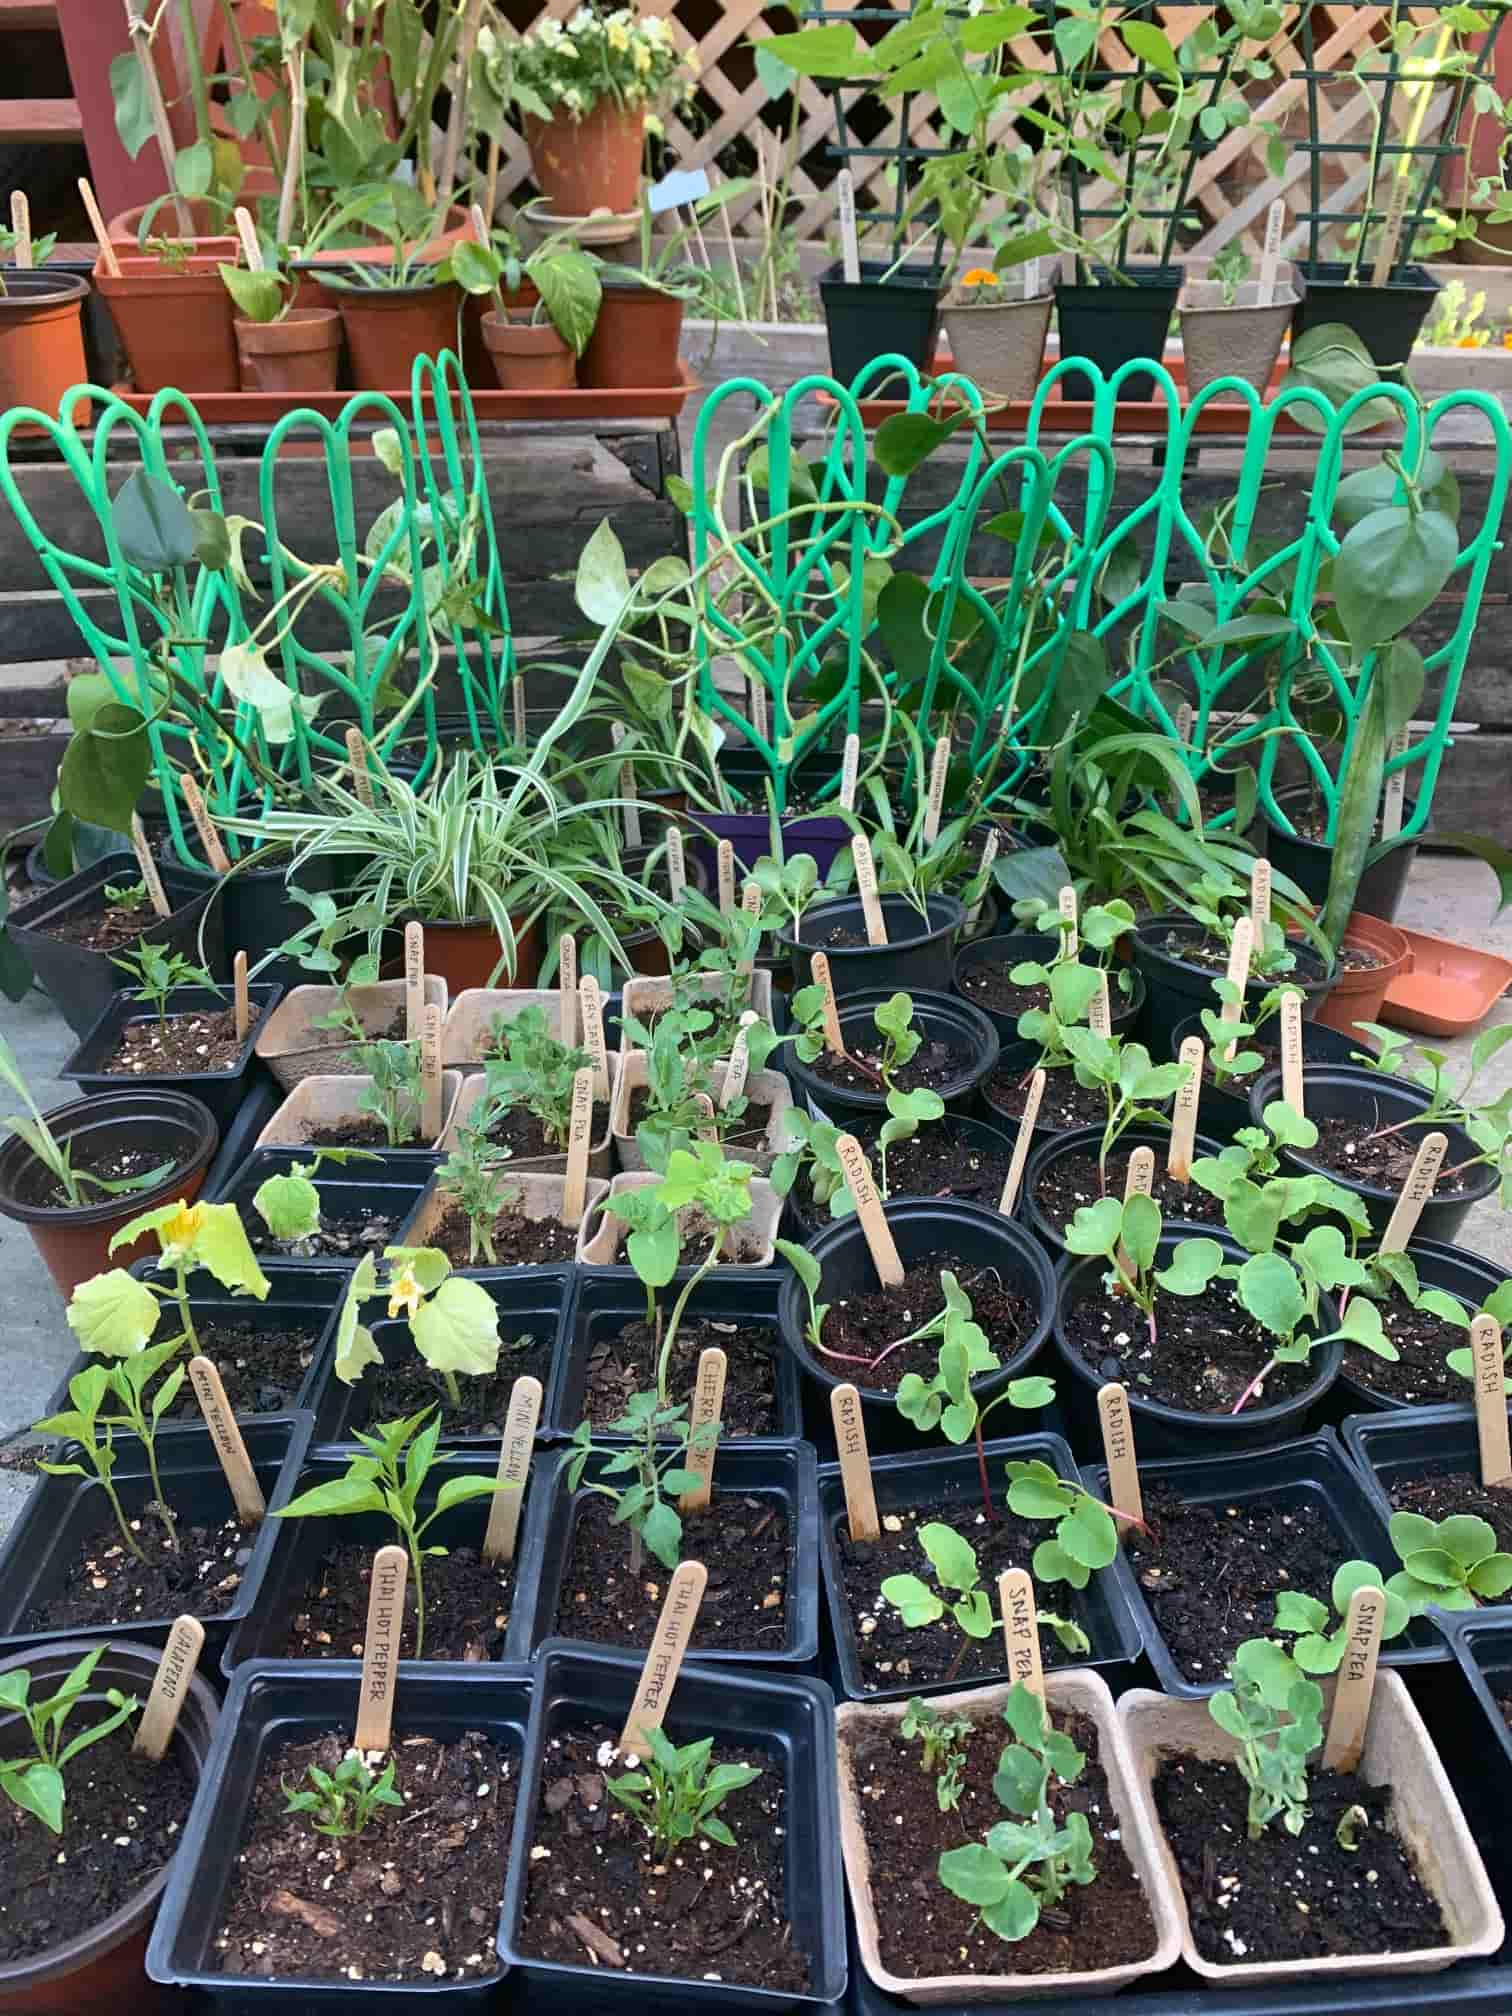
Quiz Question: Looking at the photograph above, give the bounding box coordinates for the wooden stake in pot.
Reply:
[1113,1148,1155,1291]
[1250,858,1272,948]
[678,1347,726,1513]
[579,977,610,1101]
[691,1091,719,1144]
[233,952,249,1043]
[839,733,860,811]
[1382,727,1411,840]
[345,726,375,808]
[1257,196,1285,304]
[1370,169,1414,289]
[666,827,687,902]
[481,1375,542,1565]
[835,1134,904,1286]
[1167,1036,1204,1186]
[1219,915,1253,1063]
[1322,1583,1386,1773]
[612,722,643,849]
[404,922,425,1042]
[837,168,860,284]
[968,829,999,930]
[1174,700,1194,751]
[922,735,950,846]
[1097,1381,1143,1530]
[1058,884,1078,959]
[717,839,736,916]
[558,933,578,1048]
[619,1559,708,1751]
[79,177,121,277]
[998,1568,1044,1699]
[1279,989,1305,1114]
[998,1067,1045,1215]
[188,1357,266,1524]
[233,204,263,272]
[747,674,769,745]
[810,952,845,1055]
[132,1615,205,1762]
[852,833,887,945]
[1378,1131,1447,1255]
[830,1383,880,1541]
[1088,970,1112,1039]
[560,1067,594,1228]
[738,878,761,977]
[355,1545,408,1752]
[721,1010,758,1109]
[1472,1314,1512,1490]
[180,775,231,874]
[129,815,170,919]
[121,0,193,236]
[420,1003,443,1140]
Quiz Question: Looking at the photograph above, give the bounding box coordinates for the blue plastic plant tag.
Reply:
[648,168,711,214]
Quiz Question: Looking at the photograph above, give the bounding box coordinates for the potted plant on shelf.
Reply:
[217,254,342,393]
[1179,243,1298,398]
[0,223,90,415]
[579,184,745,390]
[95,227,242,394]
[448,227,601,391]
[311,194,463,391]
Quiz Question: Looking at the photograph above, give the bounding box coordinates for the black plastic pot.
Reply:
[1248,1063,1498,1246]
[783,1112,1015,1239]
[776,1197,1057,1443]
[784,986,998,1123]
[1080,1429,1443,1697]
[0,1414,313,1662]
[1265,783,1420,922]
[1292,260,1441,370]
[953,931,1143,1062]
[1053,262,1183,401]
[146,1657,529,2010]
[546,1269,802,1440]
[1054,1236,1345,1458]
[513,1442,818,1668]
[164,843,334,990]
[1021,1123,1226,1255]
[60,981,283,1131]
[1131,913,1335,1043]
[498,1644,847,2009]
[1169,1010,1363,1142]
[210,1146,436,1273]
[1343,1402,1510,1570]
[777,894,965,1000]
[7,851,225,1036]
[820,1433,1142,1702]
[819,258,941,386]
[1332,1237,1512,1418]
[1444,1611,1512,1782]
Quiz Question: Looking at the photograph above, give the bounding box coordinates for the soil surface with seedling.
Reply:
[820,1255,1038,1393]
[957,961,1052,1019]
[21,1516,254,1631]
[1382,1470,1512,1551]
[1032,1148,1225,1235]
[1302,1115,1474,1195]
[626,1087,774,1155]
[0,1723,196,1964]
[1154,1757,1446,1961]
[38,897,160,950]
[1061,1283,1316,1415]
[792,1124,1012,1231]
[355,1343,555,1434]
[483,1101,608,1161]
[835,1498,1098,1689]
[163,1317,321,1419]
[846,1707,1155,1980]
[1126,1483,1360,1686]
[1154,929,1307,983]
[427,1200,579,1267]
[20,1140,181,1211]
[553,1490,789,1653]
[805,1041,967,1099]
[305,1120,428,1149]
[105,1004,258,1076]
[213,1729,515,1984]
[581,1316,783,1436]
[517,1723,807,1990]
[285,1538,517,1662]
[1341,1288,1474,1405]
[240,1201,406,1260]
[987,1067,1114,1134]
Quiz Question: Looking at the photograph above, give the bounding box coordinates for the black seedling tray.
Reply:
[61,981,284,1131]
[210,1148,435,1273]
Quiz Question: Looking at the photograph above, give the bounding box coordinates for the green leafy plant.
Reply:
[1385,1511,1512,1614]
[353,1037,425,1147]
[624,1004,779,1163]
[34,1338,188,1558]
[110,942,219,1030]
[0,1034,173,1207]
[329,1247,503,1407]
[566,1390,716,1575]
[1199,980,1309,1090]
[434,1106,519,1265]
[882,1522,1088,1684]
[252,1146,382,1248]
[0,1646,139,1834]
[901,1696,973,1813]
[483,1004,592,1151]
[103,877,150,911]
[1208,1637,1325,1839]
[284,1751,405,1838]
[1265,1561,1410,1671]
[1062,1194,1226,1343]
[448,228,601,357]
[1002,1459,1127,1591]
[1350,1024,1512,1205]
[1052,1031,1191,1193]
[606,1724,762,1859]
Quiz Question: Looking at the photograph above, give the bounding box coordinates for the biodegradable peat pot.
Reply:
[1119,1672,1502,1985]
[399,1167,608,1270]
[1053,264,1183,401]
[1247,1063,1498,1246]
[1131,912,1335,1039]
[441,985,624,1072]
[1179,280,1297,397]
[580,1169,783,1267]
[232,306,341,391]
[253,1069,463,1153]
[954,932,1143,1063]
[61,982,282,1132]
[0,1636,219,2016]
[1333,1236,1512,1418]
[1020,1124,1227,1255]
[325,277,462,389]
[777,893,966,998]
[255,975,448,1089]
[819,259,942,385]
[498,1645,847,2008]
[443,1054,619,1178]
[0,1089,218,1300]
[578,279,683,389]
[940,288,1054,398]
[1292,261,1441,370]
[480,309,576,389]
[1312,912,1414,1038]
[145,1658,527,2009]
[525,97,645,214]
[786,987,998,1124]
[620,967,774,1040]
[212,1147,434,1274]
[94,252,239,393]
[0,269,88,414]
[838,1670,1182,2003]
[612,1053,794,1174]
[1169,1010,1361,1142]
[1053,1235,1345,1459]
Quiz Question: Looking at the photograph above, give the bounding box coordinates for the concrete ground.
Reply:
[1,846,1510,1541]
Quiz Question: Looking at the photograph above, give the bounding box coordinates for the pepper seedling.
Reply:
[606,1724,761,1857]
[110,943,220,1033]
[0,1646,140,1834]
[567,1391,716,1574]
[1385,1511,1512,1613]
[882,1522,1089,1685]
[284,1752,405,1839]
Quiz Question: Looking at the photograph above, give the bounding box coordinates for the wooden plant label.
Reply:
[923,735,951,845]
[1382,727,1410,840]
[129,815,170,918]
[691,1091,720,1144]
[404,922,425,1041]
[1472,1314,1512,1489]
[1257,196,1285,304]
[512,675,526,748]
[1280,989,1305,1115]
[1113,1148,1155,1291]
[558,933,578,1048]
[9,191,28,267]
[79,177,122,277]
[998,1067,1045,1215]
[619,1559,708,1751]
[830,1384,880,1541]
[345,726,375,807]
[717,839,736,915]
[233,951,250,1042]
[188,1357,266,1523]
[1022,256,1040,299]
[1174,700,1194,749]
[133,1614,205,1761]
[420,1002,443,1140]
[998,1568,1044,1699]
[1322,1583,1386,1772]
[482,1374,542,1563]
[1057,884,1078,959]
[810,952,845,1054]
[748,674,769,743]
[355,1545,408,1752]
[579,976,610,1100]
[678,1347,727,1513]
[720,1010,758,1109]
[1168,1036,1204,1184]
[839,732,860,810]
[1220,915,1253,1062]
[837,168,860,284]
[666,826,687,901]
[180,774,230,873]
[1097,1382,1143,1529]
[968,829,999,929]
[852,833,887,945]
[1088,969,1112,1039]
[561,1067,595,1227]
[1379,1130,1447,1255]
[1371,169,1414,288]
[620,766,643,849]
[836,1134,904,1285]
[1250,857,1272,945]
[738,878,762,976]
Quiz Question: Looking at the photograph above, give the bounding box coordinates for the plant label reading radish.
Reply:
[130,814,171,918]
[1382,727,1410,838]
[1371,169,1413,287]
[1280,990,1304,1113]
[923,736,950,844]
[1379,1130,1447,1254]
[181,773,230,873]
[420,1002,443,1139]
[355,1545,408,1752]
[133,1614,205,1762]
[345,727,375,807]
[1088,970,1111,1038]
[811,952,845,1053]
[1114,1149,1155,1291]
[579,976,610,1099]
[404,922,425,1040]
[666,826,687,901]
[830,1383,880,1541]
[1221,916,1253,1060]
[561,1066,595,1226]
[835,1133,904,1284]
[1250,858,1271,943]
[999,1067,1045,1214]
[619,1559,708,1750]
[558,933,578,1047]
[840,733,860,809]
[852,834,887,945]
[1168,1036,1204,1185]
[188,1356,266,1524]
[1097,1382,1143,1529]
[1322,1584,1385,1772]
[721,1010,758,1108]
[679,1346,727,1513]
[717,839,735,915]
[483,1374,542,1564]
[1472,1314,1512,1489]
[998,1568,1044,1698]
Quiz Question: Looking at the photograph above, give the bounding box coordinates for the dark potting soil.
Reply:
[357,1330,557,1431]
[212,1728,514,1984]
[285,1538,515,1662]
[626,1086,772,1154]
[1154,1756,1446,1963]
[485,1101,606,1160]
[20,1139,179,1211]
[1061,1281,1314,1414]
[1127,1482,1356,1684]
[104,1002,256,1076]
[987,1065,1113,1134]
[305,1119,427,1148]
[820,1254,1038,1393]
[163,1316,321,1419]
[0,1721,196,1965]
[553,1490,789,1652]
[1155,929,1300,984]
[21,1515,253,1631]
[427,1198,579,1267]
[1304,1113,1474,1196]
[957,962,1049,1019]
[517,1723,807,1991]
[1384,1469,1512,1554]
[583,1315,782,1436]
[846,1708,1155,1981]
[835,1496,1096,1689]
[241,1201,404,1260]
[802,1120,1011,1221]
[1339,944,1387,973]
[805,1041,967,1099]
[36,896,159,950]
[1342,1285,1474,1404]
[1031,1147,1225,1234]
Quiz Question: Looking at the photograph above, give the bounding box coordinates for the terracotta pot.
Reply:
[579,279,683,389]
[327,279,463,389]
[106,171,278,245]
[1312,910,1414,1040]
[0,270,88,415]
[414,911,543,991]
[480,309,576,390]
[0,1090,218,1300]
[233,306,342,392]
[297,205,474,269]
[525,98,645,216]
[94,252,240,393]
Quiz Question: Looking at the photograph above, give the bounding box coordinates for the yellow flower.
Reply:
[608,20,628,51]
[633,39,651,72]
[388,1266,423,1320]
[160,1200,206,1258]
[961,268,998,286]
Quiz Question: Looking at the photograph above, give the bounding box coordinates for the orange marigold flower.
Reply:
[961,268,998,286]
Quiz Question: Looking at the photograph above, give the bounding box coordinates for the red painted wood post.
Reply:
[54,0,194,213]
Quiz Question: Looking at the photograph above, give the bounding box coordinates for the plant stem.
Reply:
[974,1421,997,1523]
[442,1368,461,1409]
[104,1478,147,1561]
[173,1274,201,1357]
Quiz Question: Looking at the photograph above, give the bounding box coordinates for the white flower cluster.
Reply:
[515,3,695,117]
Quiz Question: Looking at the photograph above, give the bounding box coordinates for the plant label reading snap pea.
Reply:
[1322,1583,1386,1772]
[558,933,578,1048]
[578,976,610,1100]
[1097,1382,1143,1530]
[968,828,998,929]
[619,1559,708,1751]
[721,1009,759,1109]
[420,1002,443,1139]
[561,1066,595,1228]
[181,773,230,873]
[482,1375,542,1564]
[840,733,860,810]
[129,814,171,918]
[188,1356,266,1524]
[134,1614,205,1762]
[1168,1036,1204,1185]
[852,833,887,945]
[1379,1130,1446,1254]
[739,878,761,975]
[692,1090,719,1144]
[837,168,860,284]
[345,727,375,808]
[923,735,951,845]
[717,839,736,915]
[666,826,687,901]
[233,951,250,1042]
[1371,169,1414,287]
[1280,989,1305,1115]
[355,1545,408,1752]
[404,922,425,1041]
[998,1568,1044,1698]
[1057,884,1078,959]
[1174,700,1193,749]
[1472,1314,1512,1489]
[1088,969,1112,1038]
[748,675,769,743]
[811,952,845,1054]
[836,1133,904,1286]
[830,1383,880,1541]
[611,723,642,849]
[1258,196,1285,304]
[999,1066,1045,1215]
[1250,857,1271,945]
[679,1347,727,1513]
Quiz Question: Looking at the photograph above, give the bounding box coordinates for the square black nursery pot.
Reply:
[1052,262,1183,402]
[1082,1428,1445,1698]
[0,1413,313,1662]
[61,981,284,1131]
[145,1658,532,2011]
[820,1434,1142,1703]
[211,1148,435,1273]
[819,258,942,388]
[512,1441,819,1670]
[547,1268,803,1442]
[499,1644,846,2012]
[1292,260,1441,371]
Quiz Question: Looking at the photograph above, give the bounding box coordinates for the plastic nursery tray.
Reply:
[1381,926,1512,1036]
